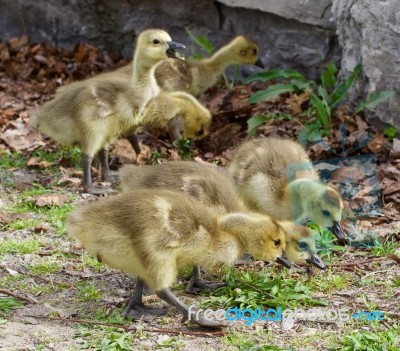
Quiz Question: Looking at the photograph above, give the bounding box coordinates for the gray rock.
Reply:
[331,0,400,129]
[217,0,334,28]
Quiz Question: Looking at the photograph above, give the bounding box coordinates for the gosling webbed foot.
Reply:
[185,266,226,294]
[83,186,118,195]
[122,278,167,321]
[122,301,167,320]
[185,277,225,294]
[186,314,229,328]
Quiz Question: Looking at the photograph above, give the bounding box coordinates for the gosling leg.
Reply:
[157,287,228,328]
[127,134,141,155]
[81,153,93,192]
[122,279,167,319]
[186,266,225,294]
[98,148,110,182]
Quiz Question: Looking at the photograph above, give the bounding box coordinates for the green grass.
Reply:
[0,238,41,256]
[31,146,81,168]
[308,270,354,293]
[370,236,398,256]
[4,185,75,235]
[93,308,127,325]
[203,267,328,311]
[78,329,135,351]
[75,282,102,302]
[0,297,24,318]
[76,255,106,273]
[336,328,400,351]
[0,150,27,169]
[223,331,293,351]
[27,259,62,275]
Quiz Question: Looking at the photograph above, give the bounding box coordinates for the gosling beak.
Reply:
[255,58,264,68]
[166,40,186,59]
[275,251,292,269]
[167,40,186,50]
[306,253,326,270]
[331,221,346,244]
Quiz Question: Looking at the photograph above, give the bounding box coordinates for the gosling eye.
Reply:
[153,39,160,44]
[274,239,281,247]
[240,50,247,56]
[252,48,258,55]
[299,242,308,250]
[196,129,204,137]
[322,210,331,217]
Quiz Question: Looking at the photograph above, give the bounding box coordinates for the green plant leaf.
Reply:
[354,90,395,115]
[322,60,338,91]
[244,69,307,83]
[248,84,296,104]
[309,93,331,130]
[247,115,270,136]
[185,27,214,55]
[330,64,361,108]
[384,125,397,142]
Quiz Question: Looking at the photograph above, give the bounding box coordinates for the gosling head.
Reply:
[284,223,326,270]
[246,218,291,269]
[174,93,212,140]
[290,180,345,242]
[228,35,264,68]
[136,29,185,66]
[218,213,291,268]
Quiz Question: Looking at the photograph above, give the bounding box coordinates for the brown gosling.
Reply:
[119,161,325,271]
[153,35,264,96]
[67,188,287,327]
[30,78,211,192]
[228,137,345,242]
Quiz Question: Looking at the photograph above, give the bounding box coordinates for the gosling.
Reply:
[31,80,211,192]
[119,161,325,272]
[228,138,345,242]
[53,29,185,155]
[153,35,264,96]
[67,189,288,327]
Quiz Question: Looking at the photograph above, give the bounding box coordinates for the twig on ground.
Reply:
[328,256,387,268]
[0,289,39,304]
[380,311,400,319]
[23,315,227,337]
[361,269,399,280]
[0,263,71,288]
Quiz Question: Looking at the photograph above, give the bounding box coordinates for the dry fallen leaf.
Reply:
[0,211,29,224]
[33,194,69,207]
[109,139,137,162]
[27,156,52,168]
